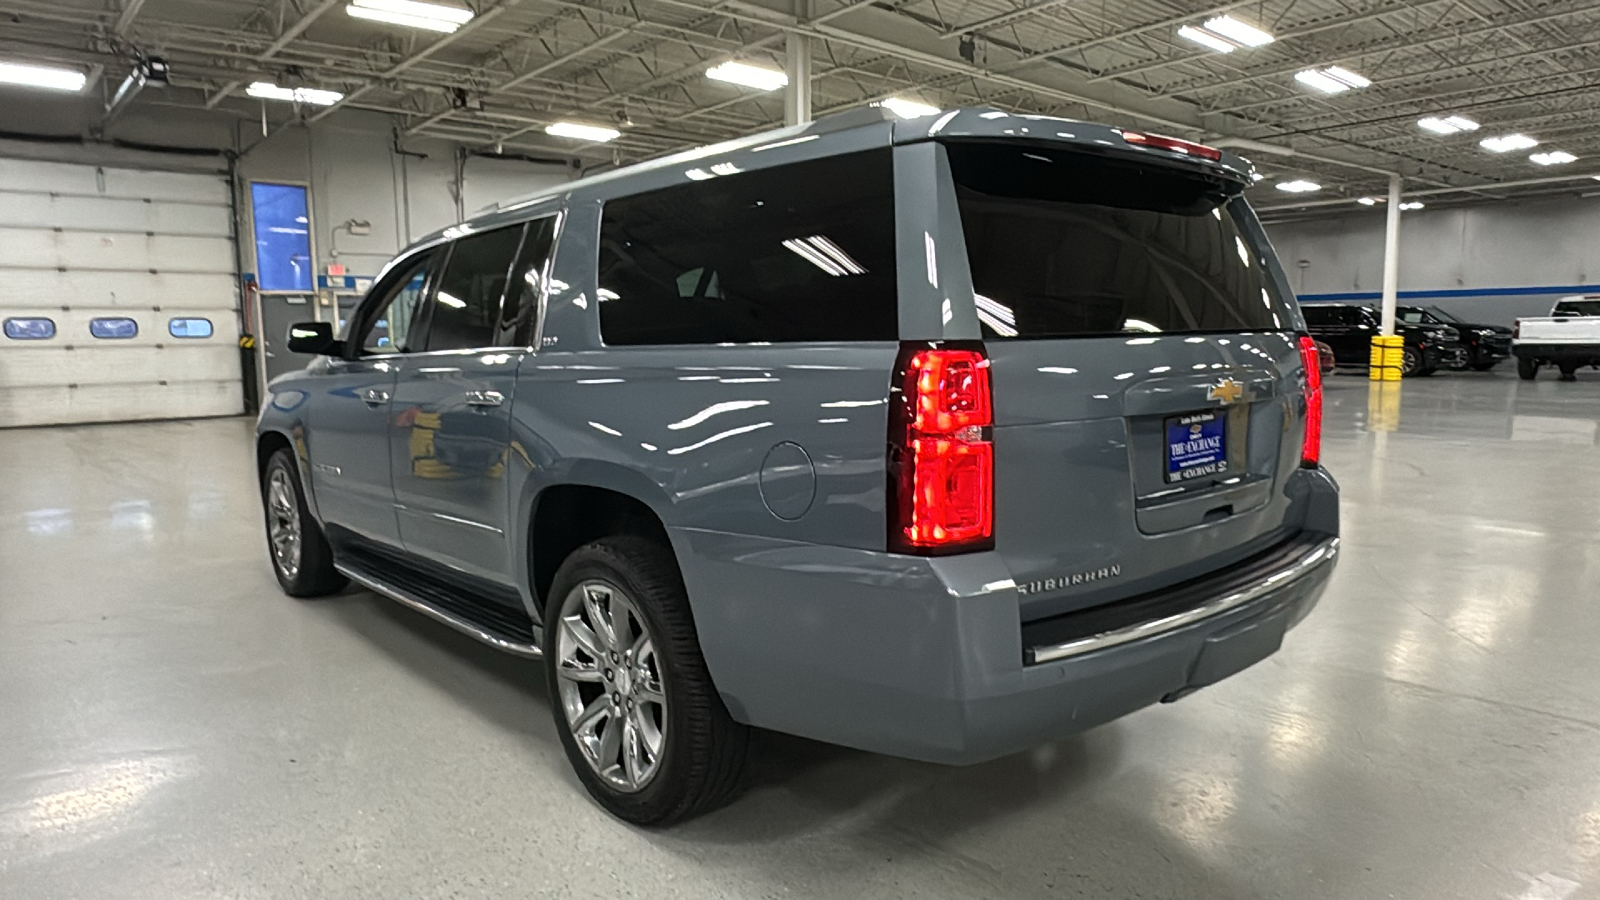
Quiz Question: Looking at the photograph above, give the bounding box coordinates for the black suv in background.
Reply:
[1397,305,1510,370]
[1302,303,1466,376]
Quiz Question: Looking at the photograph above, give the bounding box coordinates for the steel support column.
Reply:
[785,0,813,126]
[1379,173,1403,336]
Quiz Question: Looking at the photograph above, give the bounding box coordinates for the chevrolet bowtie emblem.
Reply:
[1207,378,1245,405]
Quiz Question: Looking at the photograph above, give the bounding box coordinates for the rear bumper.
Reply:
[672,469,1341,765]
[1514,343,1600,366]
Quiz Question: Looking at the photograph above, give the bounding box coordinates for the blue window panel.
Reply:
[251,183,314,292]
[168,317,215,338]
[4,317,55,340]
[90,317,139,339]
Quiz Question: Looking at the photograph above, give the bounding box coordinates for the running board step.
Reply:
[336,561,543,658]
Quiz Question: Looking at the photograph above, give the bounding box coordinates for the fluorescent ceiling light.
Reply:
[1203,16,1275,47]
[1480,133,1538,152]
[1275,180,1321,193]
[1399,201,1425,210]
[544,121,620,142]
[1357,197,1380,205]
[247,82,344,106]
[1417,115,1479,135]
[1530,150,1577,166]
[1178,25,1237,53]
[706,61,788,91]
[880,97,939,119]
[346,0,472,32]
[0,61,87,92]
[1295,66,1371,94]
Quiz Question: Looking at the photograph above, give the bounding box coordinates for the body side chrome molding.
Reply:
[336,564,543,658]
[1029,536,1339,664]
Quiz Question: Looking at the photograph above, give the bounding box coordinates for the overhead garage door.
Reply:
[0,158,242,428]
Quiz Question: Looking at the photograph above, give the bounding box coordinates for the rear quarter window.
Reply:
[597,149,898,345]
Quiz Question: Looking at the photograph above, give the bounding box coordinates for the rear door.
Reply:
[938,141,1315,622]
[388,217,556,582]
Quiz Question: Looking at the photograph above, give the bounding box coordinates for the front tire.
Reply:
[544,535,748,825]
[1518,357,1539,381]
[261,448,346,597]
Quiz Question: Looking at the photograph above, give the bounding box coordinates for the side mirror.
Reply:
[287,321,342,355]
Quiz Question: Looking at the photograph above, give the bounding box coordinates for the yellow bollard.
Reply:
[1369,335,1405,381]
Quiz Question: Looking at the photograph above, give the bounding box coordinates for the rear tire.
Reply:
[1517,357,1539,381]
[261,448,346,597]
[1402,346,1425,377]
[1559,365,1578,382]
[544,535,748,826]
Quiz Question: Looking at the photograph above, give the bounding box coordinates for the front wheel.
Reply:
[545,535,748,825]
[1517,357,1539,381]
[261,448,346,597]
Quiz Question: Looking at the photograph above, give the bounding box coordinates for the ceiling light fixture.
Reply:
[879,97,940,119]
[544,122,620,142]
[1177,25,1238,53]
[1177,16,1274,53]
[1480,133,1538,153]
[1399,202,1425,210]
[345,0,473,32]
[246,82,344,106]
[706,61,788,92]
[1357,197,1380,206]
[1530,150,1577,166]
[0,61,88,92]
[1295,66,1371,94]
[1202,15,1275,47]
[1417,115,1479,135]
[1276,180,1322,193]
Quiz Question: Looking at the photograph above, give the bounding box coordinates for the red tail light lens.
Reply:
[1297,335,1323,468]
[1121,131,1224,161]
[889,344,995,554]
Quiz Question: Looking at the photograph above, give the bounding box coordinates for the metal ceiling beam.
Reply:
[258,0,342,60]
[113,0,147,36]
[1255,171,1600,213]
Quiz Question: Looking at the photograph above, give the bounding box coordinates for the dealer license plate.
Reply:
[1165,411,1228,484]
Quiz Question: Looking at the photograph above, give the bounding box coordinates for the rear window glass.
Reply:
[4,317,55,340]
[90,317,138,339]
[1555,299,1600,316]
[597,150,897,345]
[946,142,1296,339]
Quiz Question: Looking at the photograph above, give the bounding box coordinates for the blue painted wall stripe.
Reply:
[1300,284,1598,302]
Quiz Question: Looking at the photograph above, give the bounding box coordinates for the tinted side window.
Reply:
[428,224,527,351]
[360,254,436,354]
[501,216,558,346]
[597,150,898,345]
[1301,306,1336,326]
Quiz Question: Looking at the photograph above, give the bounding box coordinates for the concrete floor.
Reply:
[3,370,1600,900]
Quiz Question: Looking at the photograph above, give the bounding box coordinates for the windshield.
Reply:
[945,141,1296,339]
[1425,306,1461,323]
[1555,299,1600,316]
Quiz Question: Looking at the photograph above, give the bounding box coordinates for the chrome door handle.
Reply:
[464,390,505,408]
[362,389,390,405]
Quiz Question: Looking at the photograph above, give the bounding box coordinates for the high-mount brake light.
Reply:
[1297,335,1323,467]
[888,344,995,554]
[1121,131,1224,161]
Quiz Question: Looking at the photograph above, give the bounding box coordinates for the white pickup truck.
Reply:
[1514,295,1600,381]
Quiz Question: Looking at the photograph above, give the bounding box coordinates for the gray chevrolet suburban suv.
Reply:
[257,107,1339,825]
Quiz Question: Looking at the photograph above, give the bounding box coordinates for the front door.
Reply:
[389,217,556,582]
[305,251,438,547]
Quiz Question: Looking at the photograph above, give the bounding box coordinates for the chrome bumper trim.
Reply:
[336,564,543,659]
[1029,536,1339,664]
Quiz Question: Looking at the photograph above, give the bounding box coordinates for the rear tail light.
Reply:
[1513,321,1521,339]
[888,343,995,554]
[1297,335,1323,468]
[1121,131,1224,161]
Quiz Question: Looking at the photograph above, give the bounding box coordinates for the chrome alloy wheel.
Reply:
[266,467,302,580]
[556,580,666,792]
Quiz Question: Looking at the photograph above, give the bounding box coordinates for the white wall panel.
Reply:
[0,191,232,235]
[0,159,240,426]
[0,228,233,274]
[0,271,235,310]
